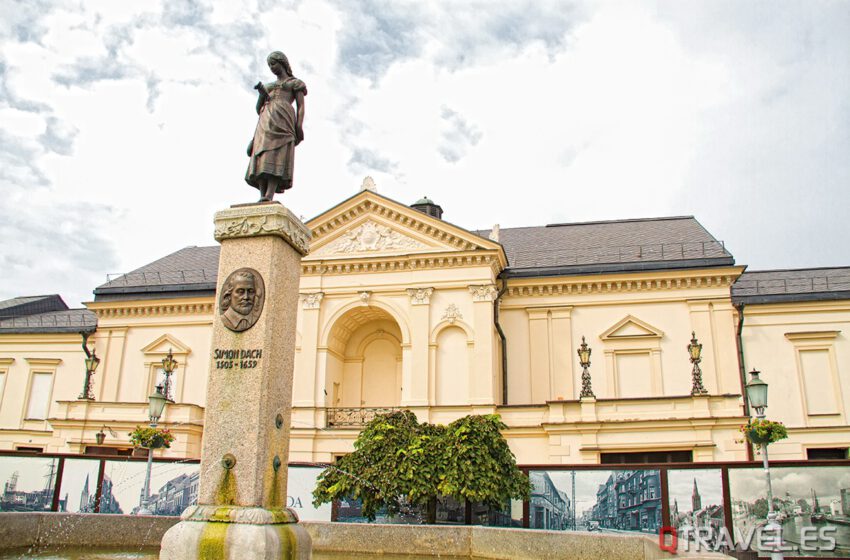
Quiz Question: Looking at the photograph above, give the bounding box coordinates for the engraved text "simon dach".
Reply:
[214,348,262,370]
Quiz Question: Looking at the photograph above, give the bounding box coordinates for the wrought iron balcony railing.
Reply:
[326,407,400,428]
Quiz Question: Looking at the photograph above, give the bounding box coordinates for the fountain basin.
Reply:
[0,513,731,560]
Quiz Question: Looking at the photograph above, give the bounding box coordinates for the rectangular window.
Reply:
[26,372,53,420]
[807,448,848,460]
[799,349,839,415]
[601,450,693,464]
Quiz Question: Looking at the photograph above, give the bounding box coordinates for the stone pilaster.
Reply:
[468,284,498,405]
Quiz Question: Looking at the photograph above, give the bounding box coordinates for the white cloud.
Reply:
[0,0,848,306]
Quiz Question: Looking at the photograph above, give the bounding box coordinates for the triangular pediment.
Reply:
[600,315,664,340]
[141,334,191,356]
[305,190,503,261]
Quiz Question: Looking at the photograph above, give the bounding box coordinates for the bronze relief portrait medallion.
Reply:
[219,268,265,332]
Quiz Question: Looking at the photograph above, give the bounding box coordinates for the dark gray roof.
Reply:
[94,246,220,301]
[0,295,67,318]
[95,216,735,300]
[479,216,733,277]
[732,267,850,304]
[0,309,96,334]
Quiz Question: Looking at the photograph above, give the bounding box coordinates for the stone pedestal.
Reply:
[160,203,312,560]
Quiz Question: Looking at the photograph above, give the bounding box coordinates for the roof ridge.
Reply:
[741,266,850,274]
[545,216,695,228]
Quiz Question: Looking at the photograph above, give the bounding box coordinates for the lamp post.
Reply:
[160,348,178,402]
[578,336,595,398]
[745,369,784,560]
[79,333,100,400]
[688,332,708,395]
[138,384,168,515]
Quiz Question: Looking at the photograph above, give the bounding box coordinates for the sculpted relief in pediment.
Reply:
[313,221,430,256]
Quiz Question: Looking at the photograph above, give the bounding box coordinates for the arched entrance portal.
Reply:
[324,306,403,409]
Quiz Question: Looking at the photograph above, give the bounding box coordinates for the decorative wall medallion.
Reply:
[317,221,428,255]
[407,287,434,305]
[442,304,463,324]
[219,268,265,332]
[359,291,372,305]
[468,284,498,302]
[302,292,325,310]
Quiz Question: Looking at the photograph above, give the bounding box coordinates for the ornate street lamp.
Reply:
[745,368,768,416]
[95,428,106,446]
[688,332,708,395]
[160,348,178,402]
[79,332,100,400]
[577,336,595,398]
[139,385,168,515]
[745,369,783,560]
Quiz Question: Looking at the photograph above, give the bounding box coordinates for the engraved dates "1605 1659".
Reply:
[214,348,263,370]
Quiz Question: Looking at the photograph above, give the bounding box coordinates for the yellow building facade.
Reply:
[0,189,847,465]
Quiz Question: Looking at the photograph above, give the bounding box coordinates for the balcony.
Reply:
[326,407,400,428]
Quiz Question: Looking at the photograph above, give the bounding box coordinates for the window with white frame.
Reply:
[26,371,54,420]
[786,331,843,419]
[0,370,6,411]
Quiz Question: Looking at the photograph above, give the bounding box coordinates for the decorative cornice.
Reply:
[0,358,14,366]
[309,198,477,251]
[25,358,62,366]
[214,204,311,256]
[784,330,841,341]
[505,273,738,297]
[92,302,215,319]
[407,287,434,305]
[301,292,325,310]
[302,252,503,276]
[469,284,498,302]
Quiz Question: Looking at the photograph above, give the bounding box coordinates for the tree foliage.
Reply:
[312,411,530,521]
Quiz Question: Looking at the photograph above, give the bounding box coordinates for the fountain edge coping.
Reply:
[0,513,733,560]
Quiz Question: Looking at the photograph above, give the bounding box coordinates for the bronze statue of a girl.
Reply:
[245,51,307,202]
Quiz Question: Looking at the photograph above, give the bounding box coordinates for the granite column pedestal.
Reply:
[160,203,312,560]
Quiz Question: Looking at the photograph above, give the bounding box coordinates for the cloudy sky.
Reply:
[2,0,849,307]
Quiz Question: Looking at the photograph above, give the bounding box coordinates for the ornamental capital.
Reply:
[406,287,434,305]
[468,284,498,302]
[301,292,325,310]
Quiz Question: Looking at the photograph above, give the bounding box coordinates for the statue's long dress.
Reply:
[245,77,307,193]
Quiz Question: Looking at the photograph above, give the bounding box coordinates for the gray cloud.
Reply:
[430,1,584,69]
[331,1,584,82]
[0,130,49,187]
[0,61,51,112]
[348,147,398,174]
[162,0,208,27]
[438,105,482,163]
[0,191,121,305]
[38,116,79,156]
[0,0,52,43]
[331,0,426,81]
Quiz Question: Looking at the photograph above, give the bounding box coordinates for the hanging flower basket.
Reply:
[741,419,787,445]
[129,426,175,449]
